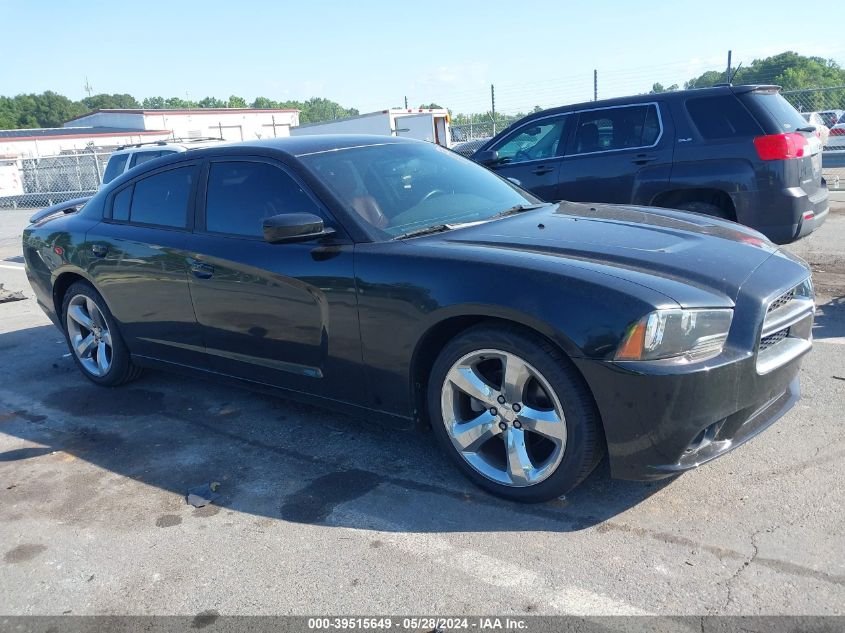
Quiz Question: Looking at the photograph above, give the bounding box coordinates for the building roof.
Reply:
[0,127,171,142]
[65,107,300,123]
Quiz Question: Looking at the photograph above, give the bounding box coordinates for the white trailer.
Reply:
[290,108,451,147]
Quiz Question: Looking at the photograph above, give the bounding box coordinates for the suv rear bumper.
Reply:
[734,184,829,244]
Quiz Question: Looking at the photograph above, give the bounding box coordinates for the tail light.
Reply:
[830,128,845,136]
[753,132,809,160]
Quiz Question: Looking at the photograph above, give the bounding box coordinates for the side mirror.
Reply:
[473,149,500,166]
[263,213,335,244]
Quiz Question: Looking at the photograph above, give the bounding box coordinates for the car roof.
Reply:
[508,84,780,124]
[212,134,418,157]
[101,134,421,191]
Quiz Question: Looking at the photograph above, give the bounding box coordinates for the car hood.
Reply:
[441,201,780,303]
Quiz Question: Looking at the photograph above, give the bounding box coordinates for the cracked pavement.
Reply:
[0,207,843,616]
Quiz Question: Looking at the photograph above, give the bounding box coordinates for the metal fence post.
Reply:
[93,150,102,186]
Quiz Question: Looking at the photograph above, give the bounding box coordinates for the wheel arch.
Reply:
[52,268,99,319]
[651,187,737,220]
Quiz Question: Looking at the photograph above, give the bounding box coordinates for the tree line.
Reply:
[0,93,360,130]
[649,52,845,111]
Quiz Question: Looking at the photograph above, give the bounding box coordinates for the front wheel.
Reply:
[427,325,604,502]
[62,281,141,386]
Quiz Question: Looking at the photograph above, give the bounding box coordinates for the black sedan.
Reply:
[22,135,815,502]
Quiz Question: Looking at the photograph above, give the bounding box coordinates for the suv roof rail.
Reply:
[115,136,224,151]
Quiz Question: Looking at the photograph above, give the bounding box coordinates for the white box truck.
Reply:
[290,108,451,147]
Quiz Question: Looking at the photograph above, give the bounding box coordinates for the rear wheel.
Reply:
[427,325,604,502]
[62,281,141,386]
[676,201,731,220]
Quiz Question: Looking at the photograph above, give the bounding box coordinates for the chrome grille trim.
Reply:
[756,278,814,374]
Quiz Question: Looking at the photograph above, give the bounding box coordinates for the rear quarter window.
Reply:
[685,96,762,139]
[739,92,808,134]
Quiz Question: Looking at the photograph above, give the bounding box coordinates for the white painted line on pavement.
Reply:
[0,263,25,272]
[335,508,655,617]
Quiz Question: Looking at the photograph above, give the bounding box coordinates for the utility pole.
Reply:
[490,84,496,135]
[84,77,93,98]
[404,95,408,109]
[593,69,598,101]
[726,50,732,84]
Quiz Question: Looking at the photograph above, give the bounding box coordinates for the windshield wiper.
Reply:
[796,126,817,133]
[393,224,456,240]
[489,202,551,219]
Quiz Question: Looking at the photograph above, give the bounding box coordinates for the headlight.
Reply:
[615,309,733,362]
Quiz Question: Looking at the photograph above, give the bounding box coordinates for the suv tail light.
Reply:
[753,132,809,160]
[830,128,845,136]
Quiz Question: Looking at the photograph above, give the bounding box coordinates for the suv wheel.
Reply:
[427,325,604,502]
[62,281,141,386]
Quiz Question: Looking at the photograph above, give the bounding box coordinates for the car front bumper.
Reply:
[574,350,805,481]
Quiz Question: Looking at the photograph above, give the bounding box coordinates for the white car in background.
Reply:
[101,137,225,185]
[801,112,830,147]
[828,118,845,149]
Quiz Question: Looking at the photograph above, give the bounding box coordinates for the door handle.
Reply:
[632,154,658,165]
[91,244,108,258]
[531,166,555,175]
[187,258,214,279]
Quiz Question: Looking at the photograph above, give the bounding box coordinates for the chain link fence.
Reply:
[0,150,112,209]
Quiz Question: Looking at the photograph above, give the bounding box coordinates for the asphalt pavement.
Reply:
[0,207,842,616]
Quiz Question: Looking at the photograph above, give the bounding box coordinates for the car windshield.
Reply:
[299,141,538,238]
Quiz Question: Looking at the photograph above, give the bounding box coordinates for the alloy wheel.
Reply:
[440,349,567,487]
[66,294,113,377]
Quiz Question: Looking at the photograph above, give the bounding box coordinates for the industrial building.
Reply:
[0,107,300,159]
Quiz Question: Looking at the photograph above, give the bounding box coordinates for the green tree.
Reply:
[252,96,279,109]
[142,96,166,109]
[198,96,227,108]
[418,102,443,109]
[227,95,248,108]
[81,93,140,110]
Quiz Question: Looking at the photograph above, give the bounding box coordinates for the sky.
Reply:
[3,0,844,115]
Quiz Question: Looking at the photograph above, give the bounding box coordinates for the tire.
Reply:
[676,201,731,220]
[61,281,141,386]
[427,324,604,502]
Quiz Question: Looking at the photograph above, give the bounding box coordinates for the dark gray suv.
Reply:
[472,85,828,244]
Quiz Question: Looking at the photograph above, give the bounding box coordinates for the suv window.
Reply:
[571,104,660,154]
[742,92,807,133]
[127,167,194,228]
[129,151,162,168]
[205,161,322,237]
[685,96,762,139]
[103,153,129,184]
[491,116,567,163]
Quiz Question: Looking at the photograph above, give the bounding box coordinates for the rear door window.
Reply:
[128,166,195,228]
[204,161,322,237]
[102,153,129,184]
[570,104,661,154]
[685,96,762,139]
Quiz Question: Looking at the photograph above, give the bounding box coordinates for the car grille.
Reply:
[756,279,814,374]
[759,327,789,351]
[767,289,794,313]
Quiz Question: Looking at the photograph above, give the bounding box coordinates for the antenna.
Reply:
[84,77,93,98]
